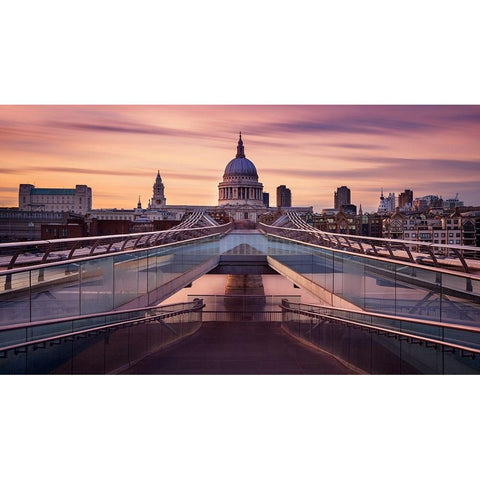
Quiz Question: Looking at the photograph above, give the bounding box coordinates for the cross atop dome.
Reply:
[236,131,245,158]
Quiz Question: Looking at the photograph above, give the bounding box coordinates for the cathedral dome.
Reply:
[224,156,258,177]
[223,132,258,178]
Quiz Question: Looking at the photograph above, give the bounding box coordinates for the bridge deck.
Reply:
[122,321,357,374]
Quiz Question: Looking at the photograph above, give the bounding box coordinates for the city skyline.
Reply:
[1,105,480,212]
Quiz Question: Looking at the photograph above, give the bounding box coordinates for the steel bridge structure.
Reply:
[1,211,479,374]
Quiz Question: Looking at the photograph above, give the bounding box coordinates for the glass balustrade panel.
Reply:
[31,263,80,322]
[81,256,114,314]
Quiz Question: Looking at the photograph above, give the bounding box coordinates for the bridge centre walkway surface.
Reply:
[122,322,358,374]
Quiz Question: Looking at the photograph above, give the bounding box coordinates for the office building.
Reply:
[334,186,351,210]
[277,185,292,208]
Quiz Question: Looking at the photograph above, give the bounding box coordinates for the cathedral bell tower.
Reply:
[151,170,166,209]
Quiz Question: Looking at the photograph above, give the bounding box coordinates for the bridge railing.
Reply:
[0,221,233,270]
[262,225,480,326]
[0,227,228,325]
[0,299,204,374]
[258,222,480,274]
[281,299,480,374]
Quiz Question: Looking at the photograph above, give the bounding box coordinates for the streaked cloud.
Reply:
[325,142,386,150]
[49,120,202,138]
[255,117,437,136]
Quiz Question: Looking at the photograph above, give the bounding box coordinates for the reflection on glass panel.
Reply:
[146,253,157,293]
[113,254,138,308]
[311,249,333,291]
[0,325,27,348]
[31,263,80,322]
[333,251,343,296]
[396,265,441,322]
[27,320,74,343]
[441,273,479,325]
[74,314,107,333]
[364,257,396,315]
[155,249,169,289]
[443,326,480,350]
[341,254,365,308]
[399,319,442,342]
[160,246,182,284]
[0,270,31,325]
[136,251,148,297]
[220,233,268,256]
[82,256,114,314]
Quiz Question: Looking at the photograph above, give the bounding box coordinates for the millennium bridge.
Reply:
[1,210,479,374]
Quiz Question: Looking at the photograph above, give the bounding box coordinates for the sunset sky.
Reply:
[1,105,479,213]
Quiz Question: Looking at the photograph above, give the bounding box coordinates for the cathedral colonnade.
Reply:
[219,186,263,201]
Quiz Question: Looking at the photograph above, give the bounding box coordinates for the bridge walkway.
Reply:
[122,321,357,374]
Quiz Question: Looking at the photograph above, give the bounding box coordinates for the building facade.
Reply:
[0,208,84,241]
[277,185,292,208]
[311,210,384,237]
[19,184,92,215]
[334,186,351,210]
[378,189,396,214]
[382,207,479,247]
[263,192,270,208]
[398,189,413,211]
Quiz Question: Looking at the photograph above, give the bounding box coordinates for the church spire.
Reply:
[236,131,245,158]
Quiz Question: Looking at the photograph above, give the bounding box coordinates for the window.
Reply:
[434,233,438,237]
[449,233,453,237]
[456,240,461,244]
[411,233,416,238]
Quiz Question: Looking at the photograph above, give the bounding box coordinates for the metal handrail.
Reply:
[259,221,480,274]
[0,300,204,332]
[0,299,205,354]
[281,300,480,335]
[260,221,480,253]
[262,230,480,281]
[0,225,232,276]
[281,300,480,355]
[0,220,233,270]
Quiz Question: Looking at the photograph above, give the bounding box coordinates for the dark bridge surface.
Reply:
[122,322,357,374]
